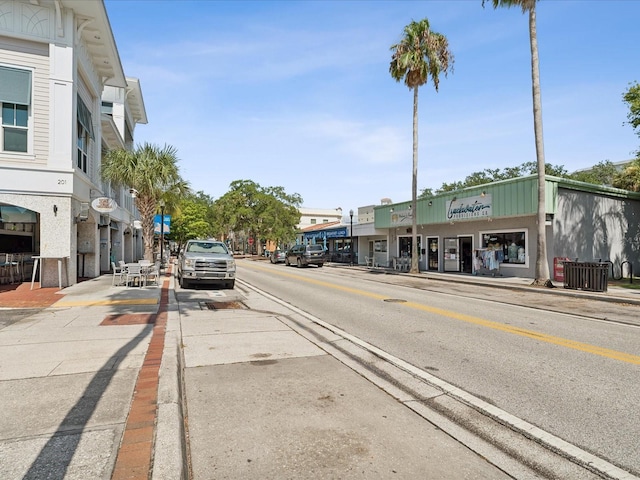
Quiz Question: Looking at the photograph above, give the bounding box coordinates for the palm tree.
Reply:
[390,18,454,274]
[484,0,551,287]
[102,143,190,261]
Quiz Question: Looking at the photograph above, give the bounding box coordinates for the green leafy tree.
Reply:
[418,187,434,199]
[569,160,618,186]
[420,162,568,196]
[622,81,640,160]
[611,82,640,192]
[623,81,640,134]
[613,159,640,192]
[214,180,302,254]
[102,143,189,261]
[171,191,216,250]
[390,18,454,273]
[484,0,551,287]
[214,180,261,253]
[257,186,303,249]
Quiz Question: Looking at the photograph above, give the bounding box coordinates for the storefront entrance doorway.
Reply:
[460,236,473,274]
[443,238,458,272]
[443,236,473,273]
[427,237,438,271]
[398,235,422,269]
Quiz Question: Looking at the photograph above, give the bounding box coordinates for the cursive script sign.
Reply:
[390,209,413,226]
[447,195,492,220]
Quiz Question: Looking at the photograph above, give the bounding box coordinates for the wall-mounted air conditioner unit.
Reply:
[76,203,89,222]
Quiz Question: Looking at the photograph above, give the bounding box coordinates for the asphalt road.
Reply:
[237,260,640,478]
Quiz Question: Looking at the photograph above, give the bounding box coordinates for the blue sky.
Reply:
[104,0,640,212]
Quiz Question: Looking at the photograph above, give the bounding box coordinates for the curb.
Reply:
[152,273,189,479]
[421,272,640,306]
[327,262,640,307]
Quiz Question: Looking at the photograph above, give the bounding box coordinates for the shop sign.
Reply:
[304,227,347,241]
[326,227,347,239]
[390,209,412,226]
[91,197,118,213]
[447,194,492,221]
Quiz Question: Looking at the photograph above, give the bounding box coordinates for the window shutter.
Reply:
[0,66,31,105]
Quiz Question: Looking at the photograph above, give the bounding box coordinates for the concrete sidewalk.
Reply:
[0,273,168,480]
[1,265,636,479]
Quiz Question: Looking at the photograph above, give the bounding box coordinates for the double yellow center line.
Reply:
[244,263,640,366]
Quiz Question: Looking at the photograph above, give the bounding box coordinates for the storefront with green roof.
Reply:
[372,175,640,279]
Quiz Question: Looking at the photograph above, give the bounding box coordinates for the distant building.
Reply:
[297,207,343,229]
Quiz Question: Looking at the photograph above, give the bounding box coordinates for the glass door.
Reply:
[427,237,439,271]
[443,237,459,272]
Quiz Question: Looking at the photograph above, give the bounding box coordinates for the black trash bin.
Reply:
[563,261,609,292]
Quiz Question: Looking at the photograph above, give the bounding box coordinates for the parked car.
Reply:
[177,239,236,289]
[285,244,325,268]
[270,249,286,264]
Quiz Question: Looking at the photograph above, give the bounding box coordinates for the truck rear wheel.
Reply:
[180,277,189,289]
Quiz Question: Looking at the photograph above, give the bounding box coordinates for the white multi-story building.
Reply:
[297,207,344,229]
[0,0,146,287]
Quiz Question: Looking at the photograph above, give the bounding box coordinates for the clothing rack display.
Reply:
[473,247,503,276]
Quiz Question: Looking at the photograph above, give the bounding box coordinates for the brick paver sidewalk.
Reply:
[0,282,62,308]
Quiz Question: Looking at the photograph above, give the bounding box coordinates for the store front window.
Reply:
[374,239,387,253]
[398,236,421,258]
[481,230,527,265]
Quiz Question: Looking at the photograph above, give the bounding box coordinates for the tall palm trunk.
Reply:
[137,197,157,262]
[529,5,551,286]
[411,86,419,273]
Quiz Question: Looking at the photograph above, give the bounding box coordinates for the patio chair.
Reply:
[111,262,125,286]
[401,257,410,271]
[365,256,374,268]
[144,262,161,287]
[125,263,143,287]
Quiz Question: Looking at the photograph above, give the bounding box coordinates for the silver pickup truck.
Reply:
[177,239,236,289]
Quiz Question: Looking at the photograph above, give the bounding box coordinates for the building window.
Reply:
[374,240,387,253]
[77,95,94,174]
[481,230,527,264]
[0,66,32,153]
[2,103,28,152]
[310,219,316,225]
[101,101,113,115]
[77,123,89,172]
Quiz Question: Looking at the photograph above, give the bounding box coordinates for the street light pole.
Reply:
[349,209,354,266]
[159,201,165,268]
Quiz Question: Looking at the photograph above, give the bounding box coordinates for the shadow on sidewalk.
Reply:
[21,322,154,480]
